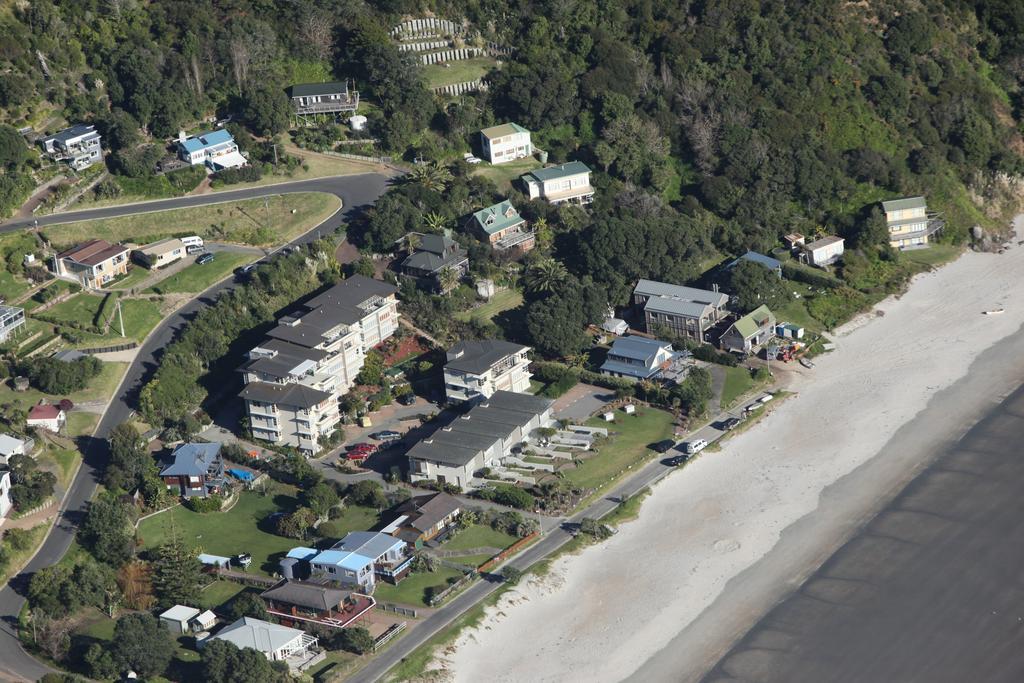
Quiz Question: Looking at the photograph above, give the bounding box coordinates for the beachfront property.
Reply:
[27,403,66,432]
[600,336,676,380]
[0,470,11,521]
[239,276,399,455]
[467,200,535,252]
[38,124,103,170]
[261,580,375,630]
[300,531,412,592]
[53,239,130,289]
[443,339,532,403]
[720,305,776,354]
[208,616,320,670]
[882,196,944,249]
[384,491,462,547]
[159,442,225,499]
[520,162,595,205]
[802,235,845,267]
[633,279,730,343]
[0,305,26,343]
[408,390,555,489]
[728,250,783,277]
[135,238,186,269]
[479,123,532,164]
[399,234,469,293]
[176,129,247,171]
[289,81,359,125]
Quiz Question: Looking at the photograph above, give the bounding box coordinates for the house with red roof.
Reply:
[53,239,130,289]
[27,403,65,432]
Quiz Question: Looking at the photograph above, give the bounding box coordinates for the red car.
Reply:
[345,443,377,456]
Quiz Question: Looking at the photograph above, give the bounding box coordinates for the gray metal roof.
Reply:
[605,336,673,363]
[393,492,461,534]
[644,297,713,319]
[401,237,466,274]
[289,82,349,98]
[523,161,591,182]
[331,531,406,560]
[728,251,782,272]
[634,279,729,308]
[804,235,844,251]
[212,617,305,654]
[159,442,222,477]
[239,381,331,409]
[881,196,926,212]
[304,275,396,311]
[40,124,99,145]
[445,339,529,375]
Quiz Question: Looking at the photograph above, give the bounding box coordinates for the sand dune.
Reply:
[434,223,1024,683]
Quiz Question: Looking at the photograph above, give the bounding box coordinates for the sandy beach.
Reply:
[433,223,1024,683]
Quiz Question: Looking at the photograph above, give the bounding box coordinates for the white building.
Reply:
[443,340,532,403]
[520,162,594,205]
[0,434,31,466]
[176,129,247,171]
[802,235,845,267]
[305,531,411,592]
[479,123,532,164]
[136,238,186,269]
[0,470,11,521]
[0,306,26,344]
[210,617,319,669]
[239,275,399,455]
[27,404,65,432]
[600,336,676,380]
[408,391,555,489]
[38,124,103,170]
[159,605,200,635]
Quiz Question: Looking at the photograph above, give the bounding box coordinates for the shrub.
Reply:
[184,494,223,513]
[210,165,263,187]
[23,356,102,393]
[480,484,535,510]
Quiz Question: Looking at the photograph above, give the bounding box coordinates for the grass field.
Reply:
[109,266,152,291]
[23,280,76,312]
[114,298,163,341]
[316,505,381,541]
[137,489,299,577]
[36,443,81,489]
[0,361,126,413]
[66,411,99,438]
[205,142,386,193]
[37,292,106,327]
[564,408,675,491]
[198,580,247,610]
[900,243,963,268]
[0,270,30,302]
[372,566,465,607]
[147,252,251,294]
[442,524,519,553]
[423,57,498,89]
[472,156,541,191]
[44,193,340,250]
[0,524,48,586]
[721,366,755,409]
[454,288,523,323]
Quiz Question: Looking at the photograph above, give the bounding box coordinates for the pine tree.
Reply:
[152,519,202,608]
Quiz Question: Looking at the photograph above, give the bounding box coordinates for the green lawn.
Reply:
[45,193,340,249]
[372,566,465,607]
[0,270,31,302]
[316,505,381,541]
[137,489,300,577]
[66,411,99,438]
[114,298,163,341]
[110,266,153,291]
[774,292,823,334]
[721,366,755,409]
[564,408,675,491]
[472,156,542,192]
[0,361,126,414]
[442,524,518,553]
[23,280,76,312]
[0,524,47,586]
[304,650,358,681]
[36,292,106,327]
[198,580,247,610]
[454,288,524,323]
[900,243,963,268]
[36,443,80,489]
[147,252,252,295]
[422,57,498,89]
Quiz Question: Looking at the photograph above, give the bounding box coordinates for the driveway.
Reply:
[552,383,614,422]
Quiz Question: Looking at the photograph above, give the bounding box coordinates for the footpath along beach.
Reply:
[433,218,1024,683]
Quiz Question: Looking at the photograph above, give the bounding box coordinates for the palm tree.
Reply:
[406,232,422,253]
[409,161,453,192]
[524,258,568,295]
[532,216,552,252]
[439,265,461,293]
[423,211,448,233]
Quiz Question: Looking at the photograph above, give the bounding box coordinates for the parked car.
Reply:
[649,439,676,453]
[397,393,416,406]
[186,244,205,255]
[196,252,215,265]
[663,454,689,467]
[235,263,257,277]
[346,442,377,453]
[684,438,708,455]
[370,430,402,442]
[234,552,252,568]
[721,417,742,431]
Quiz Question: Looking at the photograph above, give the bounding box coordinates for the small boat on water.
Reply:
[799,357,814,369]
[984,309,1005,315]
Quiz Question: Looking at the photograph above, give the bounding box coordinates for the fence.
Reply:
[373,621,407,651]
[398,39,449,53]
[419,47,483,65]
[433,80,487,96]
[477,532,539,573]
[215,569,277,587]
[429,546,500,559]
[427,570,477,607]
[12,497,53,519]
[377,602,418,618]
[324,151,393,164]
[79,341,138,354]
[391,17,462,39]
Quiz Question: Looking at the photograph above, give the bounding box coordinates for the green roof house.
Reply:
[479,122,532,164]
[520,161,594,205]
[467,200,535,252]
[720,305,776,354]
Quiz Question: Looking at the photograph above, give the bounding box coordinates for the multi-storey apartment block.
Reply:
[443,339,532,403]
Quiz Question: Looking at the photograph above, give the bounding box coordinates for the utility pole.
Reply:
[273,143,278,166]
[117,299,125,337]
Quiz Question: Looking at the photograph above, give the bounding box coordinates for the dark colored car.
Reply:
[370,430,402,442]
[650,439,676,453]
[235,263,257,277]
[196,252,215,265]
[397,393,416,406]
[662,455,689,467]
[721,417,742,431]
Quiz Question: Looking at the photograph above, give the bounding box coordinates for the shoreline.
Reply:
[435,222,1024,682]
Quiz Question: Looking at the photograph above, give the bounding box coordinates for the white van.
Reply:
[180,235,204,248]
[684,438,708,455]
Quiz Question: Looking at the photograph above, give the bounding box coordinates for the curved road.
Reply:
[0,173,391,682]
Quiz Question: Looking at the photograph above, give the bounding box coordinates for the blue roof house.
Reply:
[727,250,783,278]
[307,531,410,592]
[176,129,247,171]
[600,336,676,381]
[159,442,225,498]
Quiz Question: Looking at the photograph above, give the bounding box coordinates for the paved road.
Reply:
[702,381,1024,683]
[0,173,390,682]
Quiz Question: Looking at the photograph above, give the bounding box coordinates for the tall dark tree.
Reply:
[111,613,175,679]
[152,521,203,608]
[77,495,134,566]
[242,86,291,136]
[727,260,789,313]
[200,640,278,683]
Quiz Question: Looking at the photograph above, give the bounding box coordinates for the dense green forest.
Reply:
[3,0,1024,357]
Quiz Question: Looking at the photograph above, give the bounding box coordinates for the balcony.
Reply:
[494,229,536,251]
[294,94,360,115]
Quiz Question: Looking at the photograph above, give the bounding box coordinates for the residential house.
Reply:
[783,233,806,251]
[261,580,375,629]
[0,470,11,521]
[239,275,399,455]
[633,279,729,343]
[479,123,532,164]
[600,336,675,380]
[0,434,32,466]
[136,238,186,269]
[399,234,469,293]
[802,236,845,267]
[728,251,783,278]
[209,617,319,669]
[443,339,532,403]
[289,82,359,124]
[307,531,411,592]
[192,610,217,632]
[53,239,130,289]
[0,305,25,343]
[385,492,462,547]
[159,442,225,499]
[176,129,247,171]
[27,404,65,432]
[38,124,103,170]
[882,196,944,249]
[408,390,555,489]
[602,317,629,336]
[467,200,534,252]
[160,605,200,635]
[520,162,594,205]
[720,305,776,354]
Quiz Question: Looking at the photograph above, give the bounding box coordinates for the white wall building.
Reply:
[443,340,532,403]
[38,124,103,170]
[0,470,11,521]
[176,129,247,171]
[802,235,846,267]
[520,162,594,205]
[479,123,532,164]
